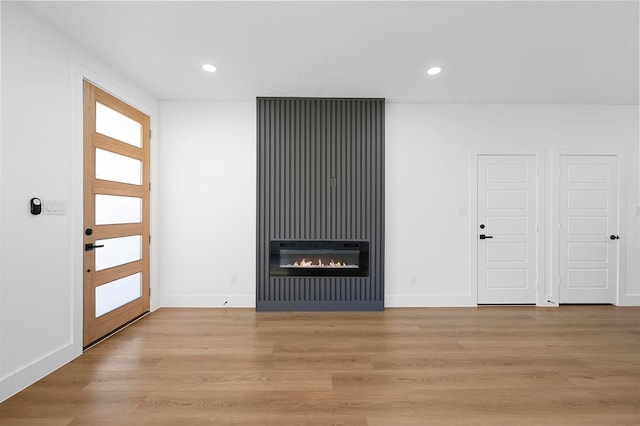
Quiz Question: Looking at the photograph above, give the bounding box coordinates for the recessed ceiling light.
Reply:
[427,66,442,76]
[202,64,217,73]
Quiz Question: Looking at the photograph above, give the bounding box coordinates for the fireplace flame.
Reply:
[286,258,355,268]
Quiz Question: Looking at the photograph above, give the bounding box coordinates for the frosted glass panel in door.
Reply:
[95,273,142,318]
[96,102,142,147]
[95,195,142,225]
[95,148,142,185]
[95,235,142,271]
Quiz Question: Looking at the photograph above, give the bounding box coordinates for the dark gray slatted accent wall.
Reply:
[256,97,385,311]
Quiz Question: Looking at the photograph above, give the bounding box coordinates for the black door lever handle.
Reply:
[479,234,493,240]
[85,243,105,251]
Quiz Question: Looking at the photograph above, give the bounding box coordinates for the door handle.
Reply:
[479,234,493,240]
[85,243,105,251]
[610,235,620,240]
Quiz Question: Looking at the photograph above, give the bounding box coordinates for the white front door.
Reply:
[559,155,618,304]
[477,155,538,304]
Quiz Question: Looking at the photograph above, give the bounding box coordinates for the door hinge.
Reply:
[149,235,151,244]
[149,130,152,139]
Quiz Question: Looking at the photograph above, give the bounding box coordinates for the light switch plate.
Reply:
[43,199,67,215]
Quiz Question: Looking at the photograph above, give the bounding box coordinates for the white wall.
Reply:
[0,2,159,401]
[160,102,639,308]
[386,104,639,306]
[158,102,256,307]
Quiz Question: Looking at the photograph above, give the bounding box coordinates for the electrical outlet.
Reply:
[411,275,418,286]
[230,275,237,285]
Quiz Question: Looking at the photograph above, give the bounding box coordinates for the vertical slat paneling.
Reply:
[256,101,264,302]
[257,98,384,310]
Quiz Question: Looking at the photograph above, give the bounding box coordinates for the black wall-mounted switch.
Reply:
[30,198,42,215]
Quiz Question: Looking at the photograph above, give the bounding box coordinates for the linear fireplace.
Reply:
[256,97,384,311]
[270,241,369,277]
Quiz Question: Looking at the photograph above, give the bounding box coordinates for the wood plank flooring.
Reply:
[1,306,638,425]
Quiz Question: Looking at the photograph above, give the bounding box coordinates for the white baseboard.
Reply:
[160,294,256,308]
[161,294,479,308]
[385,294,476,307]
[159,292,640,308]
[0,342,80,402]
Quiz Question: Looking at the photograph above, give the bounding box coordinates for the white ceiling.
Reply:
[21,1,639,104]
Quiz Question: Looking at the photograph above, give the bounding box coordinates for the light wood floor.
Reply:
[1,306,638,425]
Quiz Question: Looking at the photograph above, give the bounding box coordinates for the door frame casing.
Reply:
[551,147,627,306]
[469,147,546,306]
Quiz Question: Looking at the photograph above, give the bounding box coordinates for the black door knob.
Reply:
[610,235,620,240]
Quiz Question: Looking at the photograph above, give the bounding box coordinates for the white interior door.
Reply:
[559,155,618,304]
[477,155,538,304]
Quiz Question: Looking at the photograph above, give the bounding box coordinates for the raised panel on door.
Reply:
[559,155,617,304]
[478,155,538,304]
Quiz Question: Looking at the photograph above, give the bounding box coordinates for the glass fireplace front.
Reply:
[270,240,369,277]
